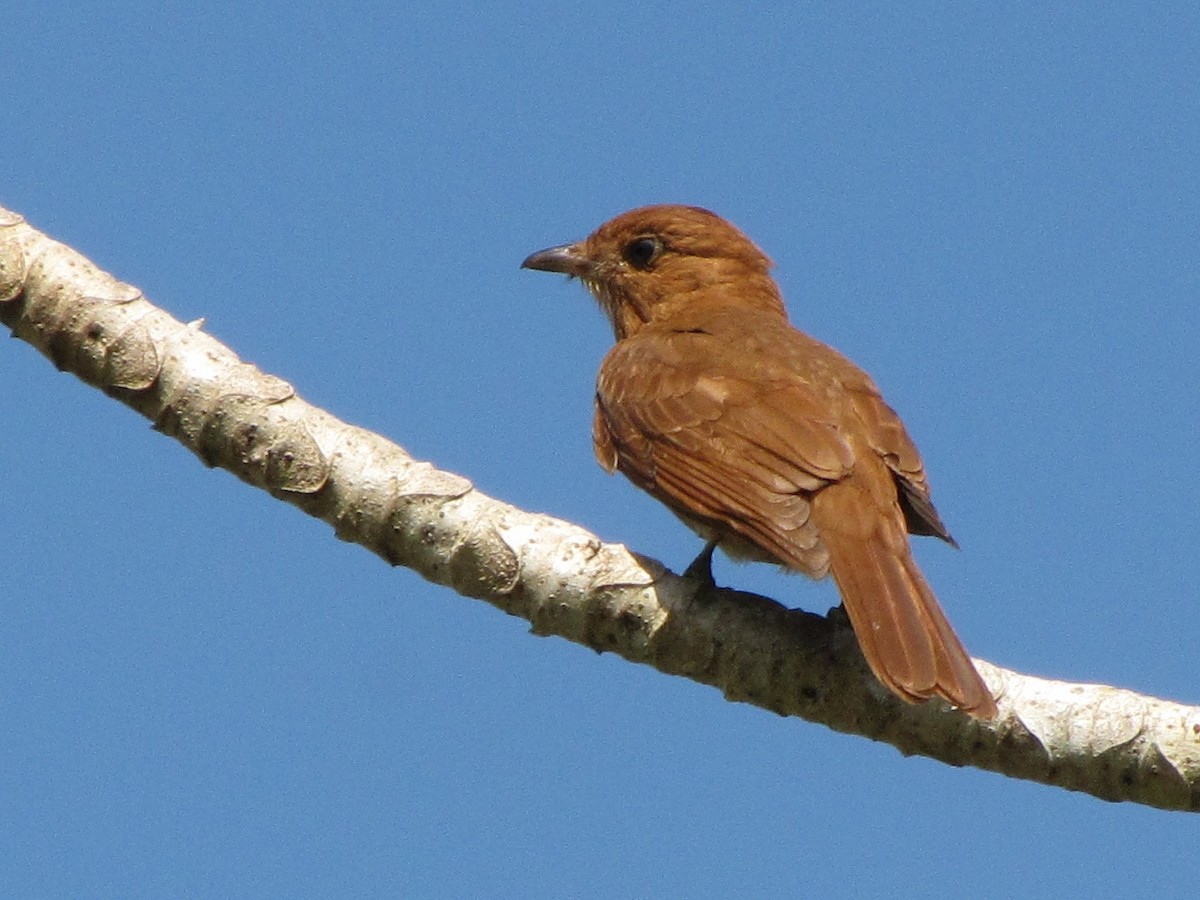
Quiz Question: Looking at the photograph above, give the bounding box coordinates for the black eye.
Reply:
[623,236,663,270]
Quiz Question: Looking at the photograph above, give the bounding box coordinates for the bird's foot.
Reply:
[827,602,851,628]
[682,540,719,589]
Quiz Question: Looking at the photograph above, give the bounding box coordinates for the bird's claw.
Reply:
[683,540,719,589]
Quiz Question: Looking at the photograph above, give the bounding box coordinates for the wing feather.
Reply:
[594,329,854,575]
[848,387,955,544]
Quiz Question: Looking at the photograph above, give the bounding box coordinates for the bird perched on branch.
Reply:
[522,205,996,719]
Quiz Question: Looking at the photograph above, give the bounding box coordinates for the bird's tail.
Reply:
[821,507,997,719]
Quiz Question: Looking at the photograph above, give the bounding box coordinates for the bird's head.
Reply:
[522,205,785,340]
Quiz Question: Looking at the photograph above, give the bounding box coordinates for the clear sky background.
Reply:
[3,4,1198,897]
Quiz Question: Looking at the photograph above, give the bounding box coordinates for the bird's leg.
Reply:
[827,602,851,628]
[683,539,719,588]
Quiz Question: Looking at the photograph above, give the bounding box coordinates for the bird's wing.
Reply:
[846,385,955,545]
[594,329,855,573]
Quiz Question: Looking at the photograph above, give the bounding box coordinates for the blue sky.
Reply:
[3,4,1199,897]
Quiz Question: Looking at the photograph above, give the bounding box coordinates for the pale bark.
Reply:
[2,203,1197,812]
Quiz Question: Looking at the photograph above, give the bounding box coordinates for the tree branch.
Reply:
[3,203,1197,812]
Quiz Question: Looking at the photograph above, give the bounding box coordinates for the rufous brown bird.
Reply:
[521,205,996,719]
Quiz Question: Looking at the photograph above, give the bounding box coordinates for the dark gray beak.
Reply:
[520,242,591,277]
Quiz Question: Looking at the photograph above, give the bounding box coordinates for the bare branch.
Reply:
[2,203,1197,812]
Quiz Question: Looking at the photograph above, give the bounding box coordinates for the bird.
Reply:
[521,204,996,719]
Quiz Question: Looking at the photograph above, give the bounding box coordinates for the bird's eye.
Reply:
[623,236,663,270]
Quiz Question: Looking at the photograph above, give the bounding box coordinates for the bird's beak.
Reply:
[521,242,592,278]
